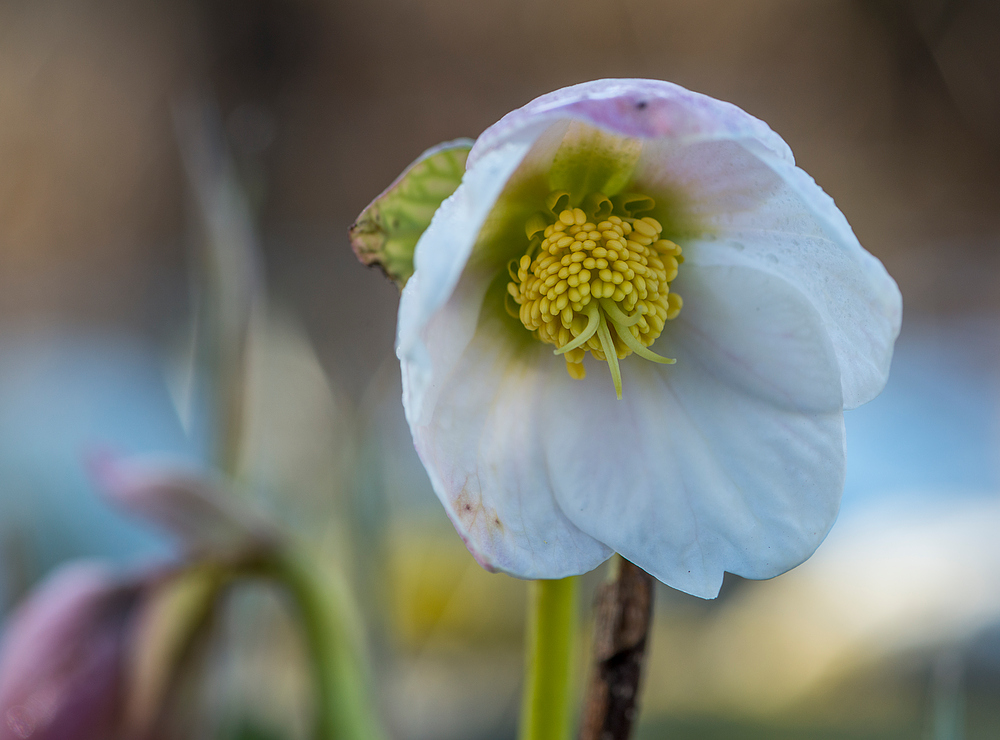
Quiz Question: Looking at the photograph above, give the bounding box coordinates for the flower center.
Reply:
[506,192,683,399]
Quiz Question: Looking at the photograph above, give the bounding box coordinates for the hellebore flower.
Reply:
[0,563,137,740]
[0,459,278,740]
[90,453,277,557]
[354,79,902,598]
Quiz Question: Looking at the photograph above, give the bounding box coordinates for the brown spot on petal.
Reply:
[453,485,483,527]
[453,480,503,538]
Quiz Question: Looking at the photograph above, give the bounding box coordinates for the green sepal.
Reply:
[349,139,473,289]
[548,122,642,202]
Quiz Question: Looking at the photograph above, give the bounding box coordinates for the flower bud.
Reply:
[0,563,137,740]
[350,139,472,288]
[89,453,276,557]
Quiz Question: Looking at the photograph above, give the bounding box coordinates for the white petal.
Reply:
[402,284,612,578]
[633,136,902,408]
[398,119,618,576]
[397,137,536,424]
[543,265,846,598]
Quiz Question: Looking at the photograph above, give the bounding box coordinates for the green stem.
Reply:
[519,577,580,740]
[269,551,386,740]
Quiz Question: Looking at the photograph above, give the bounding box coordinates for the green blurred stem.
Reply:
[267,551,386,740]
[519,577,580,740]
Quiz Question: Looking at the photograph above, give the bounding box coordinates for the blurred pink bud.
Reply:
[0,563,137,740]
[89,454,275,555]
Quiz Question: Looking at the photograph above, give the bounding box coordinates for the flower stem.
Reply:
[269,550,386,740]
[579,556,654,740]
[519,577,580,740]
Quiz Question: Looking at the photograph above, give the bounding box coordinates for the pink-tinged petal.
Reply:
[469,79,793,169]
[0,563,135,740]
[403,279,612,578]
[468,78,900,409]
[90,454,275,554]
[543,265,845,598]
[632,136,901,409]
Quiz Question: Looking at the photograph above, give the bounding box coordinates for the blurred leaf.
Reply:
[386,528,525,647]
[125,564,224,736]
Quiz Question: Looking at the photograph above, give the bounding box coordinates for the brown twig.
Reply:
[578,557,654,740]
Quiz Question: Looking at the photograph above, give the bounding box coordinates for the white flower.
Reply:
[386,79,901,598]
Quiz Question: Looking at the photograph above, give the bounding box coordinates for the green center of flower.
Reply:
[506,191,683,399]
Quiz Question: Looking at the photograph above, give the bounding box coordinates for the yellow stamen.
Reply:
[506,192,684,397]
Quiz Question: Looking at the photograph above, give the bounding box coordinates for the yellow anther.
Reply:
[506,195,681,397]
[667,293,683,319]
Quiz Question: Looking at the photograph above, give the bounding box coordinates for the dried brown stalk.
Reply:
[578,558,654,740]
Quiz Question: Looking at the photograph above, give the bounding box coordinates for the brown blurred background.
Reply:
[2,0,999,398]
[3,2,1000,738]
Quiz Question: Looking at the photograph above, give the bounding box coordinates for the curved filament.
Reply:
[599,298,641,327]
[609,321,676,365]
[554,301,601,355]
[596,310,623,400]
